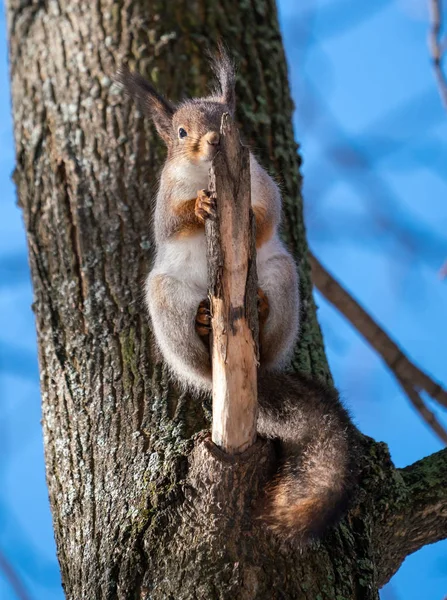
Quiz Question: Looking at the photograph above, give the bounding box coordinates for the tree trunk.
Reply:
[6,1,446,598]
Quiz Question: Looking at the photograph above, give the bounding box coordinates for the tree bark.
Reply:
[6,0,446,599]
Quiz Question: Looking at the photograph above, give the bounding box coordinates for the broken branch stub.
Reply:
[205,112,259,455]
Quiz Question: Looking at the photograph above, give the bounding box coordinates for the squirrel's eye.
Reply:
[178,127,187,139]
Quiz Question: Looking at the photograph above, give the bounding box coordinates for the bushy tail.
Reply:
[257,372,359,543]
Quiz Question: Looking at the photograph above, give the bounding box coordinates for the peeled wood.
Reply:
[205,113,259,455]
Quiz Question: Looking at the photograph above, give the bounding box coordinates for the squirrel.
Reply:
[117,50,358,544]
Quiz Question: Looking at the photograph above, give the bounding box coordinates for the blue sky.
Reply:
[1,1,446,599]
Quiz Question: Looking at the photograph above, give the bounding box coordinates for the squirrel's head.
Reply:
[117,49,236,164]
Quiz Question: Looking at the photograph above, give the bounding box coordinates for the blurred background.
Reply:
[1,0,446,598]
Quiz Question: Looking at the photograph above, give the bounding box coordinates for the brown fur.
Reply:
[171,199,203,238]
[257,288,270,328]
[267,489,325,536]
[171,192,218,238]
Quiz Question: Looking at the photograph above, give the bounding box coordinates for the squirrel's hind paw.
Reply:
[195,298,211,343]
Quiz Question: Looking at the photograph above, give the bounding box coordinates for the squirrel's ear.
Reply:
[116,67,175,145]
[211,45,236,115]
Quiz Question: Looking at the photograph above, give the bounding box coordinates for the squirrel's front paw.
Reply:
[195,189,216,223]
[258,288,270,327]
[195,298,211,344]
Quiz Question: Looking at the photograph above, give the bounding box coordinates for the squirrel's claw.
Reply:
[196,292,268,341]
[195,189,216,223]
[195,298,211,341]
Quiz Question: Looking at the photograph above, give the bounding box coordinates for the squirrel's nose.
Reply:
[205,131,220,146]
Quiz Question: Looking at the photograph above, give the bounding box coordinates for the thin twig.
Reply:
[428,0,447,109]
[0,550,32,600]
[397,377,447,445]
[309,252,447,410]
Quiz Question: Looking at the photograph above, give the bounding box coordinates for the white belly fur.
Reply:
[153,233,209,292]
[153,234,285,293]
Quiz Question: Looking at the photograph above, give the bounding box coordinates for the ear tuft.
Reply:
[210,43,236,115]
[115,66,175,144]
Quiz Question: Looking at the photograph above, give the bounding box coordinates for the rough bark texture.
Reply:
[6,0,447,599]
[206,113,258,454]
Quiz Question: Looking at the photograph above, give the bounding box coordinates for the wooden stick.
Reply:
[205,113,259,455]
